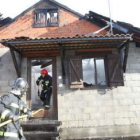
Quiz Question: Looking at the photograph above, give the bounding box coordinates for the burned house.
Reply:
[0,0,140,140]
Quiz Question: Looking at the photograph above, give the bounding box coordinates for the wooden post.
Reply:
[59,44,66,84]
[10,47,21,77]
[123,42,129,72]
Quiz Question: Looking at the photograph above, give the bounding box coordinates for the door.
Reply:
[27,57,57,119]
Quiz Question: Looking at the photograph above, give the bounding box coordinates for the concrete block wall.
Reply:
[0,47,28,98]
[0,48,17,95]
[57,42,140,139]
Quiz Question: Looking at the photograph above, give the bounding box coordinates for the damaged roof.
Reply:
[0,17,12,28]
[85,11,140,47]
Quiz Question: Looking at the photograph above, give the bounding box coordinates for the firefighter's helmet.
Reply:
[41,69,48,76]
[12,78,29,95]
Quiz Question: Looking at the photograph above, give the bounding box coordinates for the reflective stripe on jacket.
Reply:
[0,92,27,140]
[0,131,18,138]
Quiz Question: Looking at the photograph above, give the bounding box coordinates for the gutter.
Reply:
[0,36,133,45]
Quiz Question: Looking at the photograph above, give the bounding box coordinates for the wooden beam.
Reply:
[59,44,66,84]
[70,60,81,82]
[27,58,31,108]
[22,50,60,55]
[41,61,53,68]
[118,41,127,50]
[18,54,22,77]
[14,42,121,49]
[123,42,129,72]
[10,47,21,77]
[2,43,21,54]
[110,59,120,81]
[76,48,114,52]
[23,52,60,58]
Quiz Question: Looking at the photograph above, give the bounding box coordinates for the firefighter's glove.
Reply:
[38,89,40,97]
[27,110,32,119]
[10,115,19,122]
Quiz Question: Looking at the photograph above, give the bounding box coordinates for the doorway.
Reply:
[28,57,57,119]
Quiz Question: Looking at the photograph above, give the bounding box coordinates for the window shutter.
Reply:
[47,9,58,26]
[69,56,83,88]
[35,9,46,27]
[107,54,124,86]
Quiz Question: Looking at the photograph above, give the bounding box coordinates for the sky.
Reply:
[0,0,140,28]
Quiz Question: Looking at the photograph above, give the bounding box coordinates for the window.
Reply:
[82,58,107,87]
[34,9,59,27]
[68,54,124,89]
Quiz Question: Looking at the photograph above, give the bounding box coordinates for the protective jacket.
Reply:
[36,75,52,107]
[36,75,52,91]
[0,92,29,140]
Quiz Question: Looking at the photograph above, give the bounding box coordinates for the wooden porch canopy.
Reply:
[0,34,132,77]
[1,34,132,57]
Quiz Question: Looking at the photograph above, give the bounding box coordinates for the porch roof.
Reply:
[1,34,132,57]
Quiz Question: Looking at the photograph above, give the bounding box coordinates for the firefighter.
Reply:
[0,78,32,140]
[36,69,52,109]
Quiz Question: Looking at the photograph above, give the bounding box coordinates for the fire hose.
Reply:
[0,108,44,128]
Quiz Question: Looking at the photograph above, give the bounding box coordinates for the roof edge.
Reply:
[48,0,83,17]
[1,0,83,29]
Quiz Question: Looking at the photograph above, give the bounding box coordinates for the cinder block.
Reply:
[1,86,11,92]
[134,99,140,105]
[120,99,133,105]
[1,75,17,80]
[115,106,130,112]
[135,111,140,117]
[132,118,140,125]
[118,87,132,94]
[99,106,113,113]
[129,64,140,70]
[68,121,78,128]
[115,118,131,125]
[132,87,140,92]
[126,81,140,87]
[99,119,114,126]
[113,100,120,105]
[83,107,98,113]
[124,75,131,81]
[90,113,104,119]
[105,113,115,118]
[104,100,113,106]
[0,81,8,86]
[131,75,140,81]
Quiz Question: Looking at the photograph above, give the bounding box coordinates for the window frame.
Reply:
[68,52,124,89]
[33,8,59,27]
[82,56,108,88]
[68,55,109,89]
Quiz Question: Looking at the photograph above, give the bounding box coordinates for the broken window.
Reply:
[69,54,124,89]
[34,9,59,27]
[82,58,106,87]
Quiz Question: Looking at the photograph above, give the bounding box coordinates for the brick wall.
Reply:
[57,42,140,139]
[0,1,106,41]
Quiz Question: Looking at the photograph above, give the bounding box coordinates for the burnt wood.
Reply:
[41,60,53,68]
[59,44,66,84]
[123,42,129,72]
[107,54,124,86]
[70,59,81,82]
[69,57,83,83]
[10,47,21,77]
[110,59,120,81]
